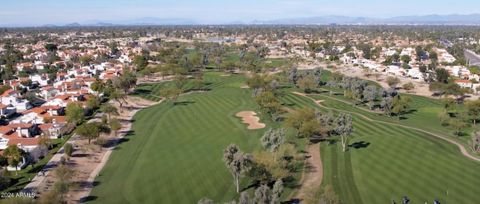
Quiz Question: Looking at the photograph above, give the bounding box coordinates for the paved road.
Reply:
[464,49,480,66]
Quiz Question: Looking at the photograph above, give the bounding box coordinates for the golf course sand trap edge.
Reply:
[235,111,266,130]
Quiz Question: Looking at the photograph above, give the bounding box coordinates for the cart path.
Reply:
[295,143,323,201]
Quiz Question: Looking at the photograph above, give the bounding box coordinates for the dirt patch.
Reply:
[235,111,265,130]
[240,85,249,89]
[295,143,323,201]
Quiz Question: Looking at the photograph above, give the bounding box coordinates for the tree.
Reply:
[100,103,119,120]
[443,83,464,101]
[261,128,285,153]
[465,100,480,125]
[334,113,353,152]
[113,70,137,94]
[86,96,100,110]
[133,55,148,71]
[109,118,122,137]
[174,74,188,90]
[247,74,269,90]
[254,184,271,204]
[286,107,322,139]
[288,68,299,84]
[435,68,449,83]
[79,55,93,66]
[256,91,282,118]
[386,76,400,88]
[419,64,428,73]
[297,75,316,93]
[109,89,127,108]
[53,164,74,202]
[271,179,284,204]
[442,98,457,113]
[192,72,205,90]
[64,143,74,158]
[402,82,415,92]
[66,102,84,125]
[471,131,480,152]
[449,118,468,136]
[3,145,22,175]
[363,85,377,110]
[29,145,47,168]
[429,51,438,62]
[45,43,58,52]
[161,87,183,104]
[239,191,251,204]
[391,95,412,119]
[39,134,53,149]
[415,46,426,61]
[91,80,105,96]
[76,122,101,144]
[400,55,411,64]
[223,144,252,193]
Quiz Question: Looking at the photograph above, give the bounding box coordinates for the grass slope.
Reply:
[89,73,293,203]
[280,92,480,203]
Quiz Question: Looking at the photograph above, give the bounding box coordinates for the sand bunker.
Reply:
[240,85,249,89]
[235,111,266,130]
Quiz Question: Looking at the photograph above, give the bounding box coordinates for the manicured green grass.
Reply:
[280,92,480,203]
[311,69,478,151]
[91,69,480,203]
[89,73,301,204]
[308,90,477,153]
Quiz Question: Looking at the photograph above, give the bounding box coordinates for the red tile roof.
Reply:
[1,89,15,97]
[7,137,40,146]
[22,107,47,115]
[7,123,34,129]
[50,116,67,123]
[0,126,14,134]
[38,123,53,131]
[455,79,471,83]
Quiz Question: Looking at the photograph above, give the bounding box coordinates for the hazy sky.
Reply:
[1,0,480,25]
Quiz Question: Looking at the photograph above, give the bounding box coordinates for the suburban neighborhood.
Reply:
[3,1,480,204]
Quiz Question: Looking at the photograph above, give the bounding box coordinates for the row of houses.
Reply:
[0,38,138,171]
[336,45,480,92]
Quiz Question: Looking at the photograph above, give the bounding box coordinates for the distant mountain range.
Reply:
[254,14,480,25]
[8,14,480,27]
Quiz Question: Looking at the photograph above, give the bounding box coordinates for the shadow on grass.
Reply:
[80,195,98,202]
[349,141,370,149]
[27,164,46,174]
[173,101,196,106]
[131,89,152,96]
